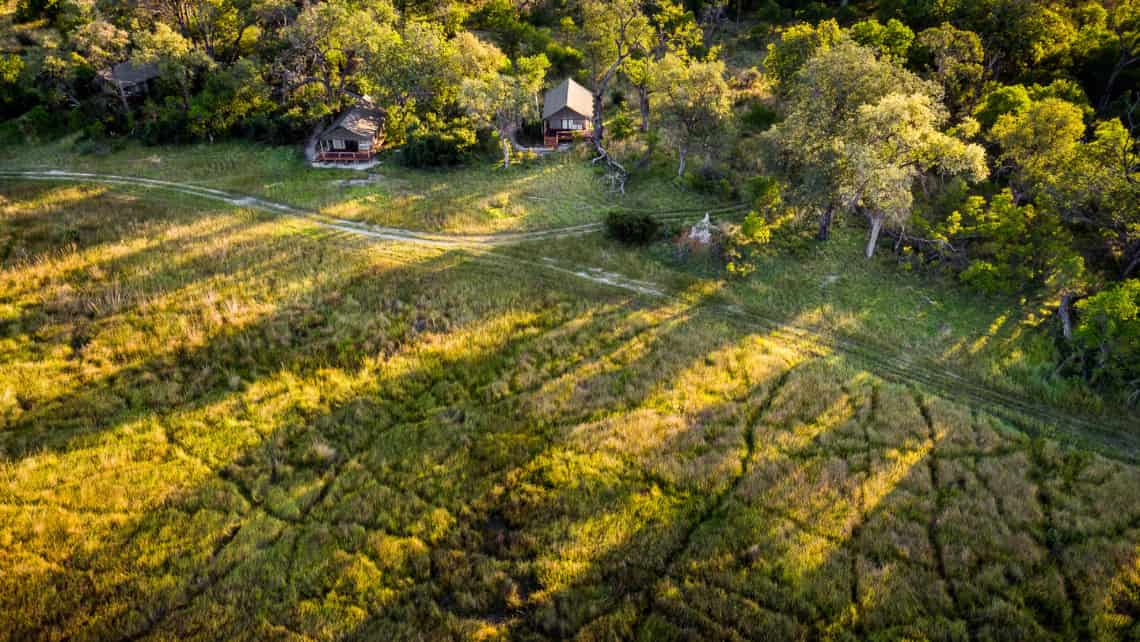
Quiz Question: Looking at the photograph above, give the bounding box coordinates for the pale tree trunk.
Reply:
[865,214,883,258]
[501,140,511,169]
[1059,292,1077,341]
[816,205,834,241]
[677,143,687,177]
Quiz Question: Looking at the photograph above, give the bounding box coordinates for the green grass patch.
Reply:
[0,139,720,234]
[516,217,1115,425]
[2,182,1139,640]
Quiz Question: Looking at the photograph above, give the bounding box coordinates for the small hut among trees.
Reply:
[97,61,159,111]
[542,78,594,148]
[315,107,386,162]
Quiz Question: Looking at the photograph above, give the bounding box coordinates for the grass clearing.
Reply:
[2,181,1139,640]
[0,140,719,234]
[506,220,1121,430]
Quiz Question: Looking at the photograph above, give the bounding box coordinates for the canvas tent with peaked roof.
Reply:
[315,106,386,163]
[542,78,593,147]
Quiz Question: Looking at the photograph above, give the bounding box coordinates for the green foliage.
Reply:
[19,105,66,141]
[0,54,28,116]
[460,49,549,167]
[399,116,484,168]
[1074,279,1140,397]
[0,55,23,85]
[652,53,733,176]
[990,97,1086,189]
[724,206,805,277]
[958,191,1084,295]
[765,40,983,252]
[764,19,842,93]
[740,210,772,242]
[608,111,636,140]
[973,84,1032,129]
[14,0,87,28]
[740,101,778,131]
[468,0,553,57]
[682,165,734,198]
[912,23,985,113]
[1029,78,1094,114]
[188,59,276,141]
[849,18,915,61]
[544,41,584,79]
[604,209,660,244]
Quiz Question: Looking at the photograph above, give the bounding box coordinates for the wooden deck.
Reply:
[543,130,591,148]
[316,151,375,162]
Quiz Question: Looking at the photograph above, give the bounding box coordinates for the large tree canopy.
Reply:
[764,40,942,240]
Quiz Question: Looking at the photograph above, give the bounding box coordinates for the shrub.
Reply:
[741,102,778,132]
[20,105,65,141]
[605,210,659,245]
[400,117,480,168]
[609,111,636,141]
[1073,280,1140,402]
[137,99,193,145]
[684,165,735,199]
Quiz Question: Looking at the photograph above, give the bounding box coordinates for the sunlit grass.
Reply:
[0,140,719,234]
[2,181,1139,640]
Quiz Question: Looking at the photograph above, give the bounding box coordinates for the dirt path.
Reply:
[4,168,1136,461]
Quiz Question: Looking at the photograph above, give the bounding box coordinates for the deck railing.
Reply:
[316,151,375,162]
[542,130,592,148]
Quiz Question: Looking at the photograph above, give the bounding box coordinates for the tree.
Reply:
[972,83,1031,129]
[621,0,700,133]
[283,1,398,113]
[1073,279,1140,398]
[953,0,1076,78]
[139,0,255,61]
[957,190,1084,297]
[652,53,731,176]
[1047,118,1140,281]
[371,21,465,110]
[763,40,941,241]
[842,92,987,257]
[848,18,914,61]
[763,18,841,94]
[912,23,985,115]
[461,52,549,168]
[71,20,130,70]
[1099,0,1140,109]
[579,0,652,148]
[188,57,275,140]
[133,23,215,114]
[990,97,1086,197]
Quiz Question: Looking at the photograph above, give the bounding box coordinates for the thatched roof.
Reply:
[320,107,386,141]
[101,61,160,85]
[542,78,593,120]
